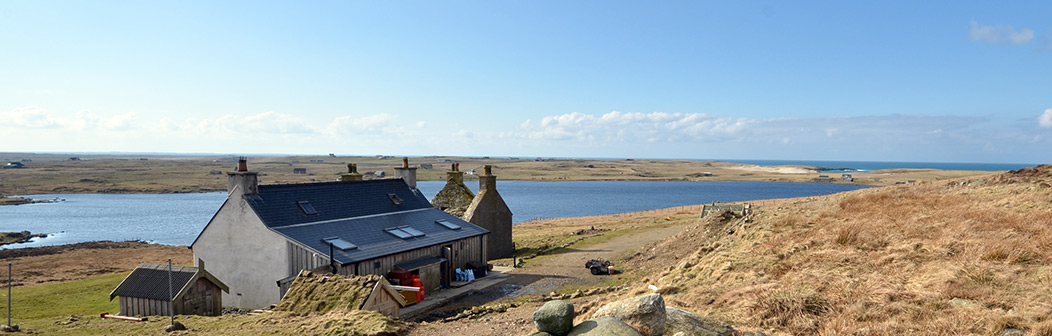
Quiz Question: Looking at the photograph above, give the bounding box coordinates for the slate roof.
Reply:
[246,179,433,228]
[110,264,196,301]
[245,179,488,265]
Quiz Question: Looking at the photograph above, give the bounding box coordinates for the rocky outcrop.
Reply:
[527,294,734,336]
[591,293,666,336]
[567,316,643,336]
[664,307,734,336]
[533,300,575,336]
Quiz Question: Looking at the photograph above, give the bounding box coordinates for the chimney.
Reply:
[340,163,363,181]
[479,165,496,192]
[446,162,464,185]
[394,157,418,189]
[227,156,258,196]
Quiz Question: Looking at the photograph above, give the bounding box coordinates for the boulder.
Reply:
[534,300,575,336]
[567,316,644,336]
[592,293,666,336]
[664,307,734,336]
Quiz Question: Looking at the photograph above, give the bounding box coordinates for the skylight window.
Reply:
[322,237,357,250]
[399,226,425,237]
[297,201,317,215]
[385,228,413,239]
[436,220,461,230]
[387,193,403,205]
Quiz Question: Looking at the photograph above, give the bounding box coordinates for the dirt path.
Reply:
[507,222,689,295]
[406,222,690,335]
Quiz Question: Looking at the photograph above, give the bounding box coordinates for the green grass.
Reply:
[4,272,126,321]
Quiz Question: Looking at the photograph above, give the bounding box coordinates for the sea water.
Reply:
[1,181,870,248]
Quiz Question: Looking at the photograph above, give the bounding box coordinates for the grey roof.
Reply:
[245,179,488,265]
[110,264,196,301]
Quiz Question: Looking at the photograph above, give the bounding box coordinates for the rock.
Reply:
[1002,328,1027,336]
[528,332,555,336]
[1,324,19,332]
[949,298,977,308]
[534,300,575,336]
[567,316,644,336]
[592,293,666,336]
[664,307,734,336]
[165,322,188,332]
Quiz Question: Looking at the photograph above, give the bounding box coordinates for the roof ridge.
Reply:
[269,208,432,229]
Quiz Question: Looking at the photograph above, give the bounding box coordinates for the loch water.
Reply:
[1,180,870,248]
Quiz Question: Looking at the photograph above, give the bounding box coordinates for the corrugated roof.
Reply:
[246,179,488,264]
[110,264,196,301]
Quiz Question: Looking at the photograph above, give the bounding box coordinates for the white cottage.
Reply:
[191,158,489,309]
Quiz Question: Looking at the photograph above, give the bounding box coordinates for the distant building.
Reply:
[841,174,854,182]
[419,163,433,170]
[293,168,308,175]
[209,170,223,175]
[813,175,835,183]
[2,162,24,169]
[69,157,80,161]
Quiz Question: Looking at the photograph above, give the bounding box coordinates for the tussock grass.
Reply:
[647,166,1052,335]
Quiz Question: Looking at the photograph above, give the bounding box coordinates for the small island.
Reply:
[0,231,48,246]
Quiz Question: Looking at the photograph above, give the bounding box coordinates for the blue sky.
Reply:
[2,1,1050,163]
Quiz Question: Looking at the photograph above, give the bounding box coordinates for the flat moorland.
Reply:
[0,153,989,196]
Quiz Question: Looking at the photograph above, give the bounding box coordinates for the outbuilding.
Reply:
[109,261,229,316]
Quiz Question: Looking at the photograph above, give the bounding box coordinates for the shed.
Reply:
[277,271,406,318]
[109,260,229,316]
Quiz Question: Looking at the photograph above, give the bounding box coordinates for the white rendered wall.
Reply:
[192,198,290,309]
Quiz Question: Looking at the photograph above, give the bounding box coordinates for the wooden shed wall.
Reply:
[119,296,171,317]
[362,285,401,318]
[174,278,224,316]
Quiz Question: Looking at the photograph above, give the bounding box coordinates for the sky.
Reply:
[2,1,1050,163]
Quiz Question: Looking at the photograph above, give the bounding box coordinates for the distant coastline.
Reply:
[713,159,1037,172]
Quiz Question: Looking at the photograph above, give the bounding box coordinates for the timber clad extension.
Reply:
[192,158,489,309]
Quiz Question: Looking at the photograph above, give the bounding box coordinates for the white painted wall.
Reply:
[192,197,290,309]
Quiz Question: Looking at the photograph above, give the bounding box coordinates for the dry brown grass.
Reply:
[636,166,1052,335]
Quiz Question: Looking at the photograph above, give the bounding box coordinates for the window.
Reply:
[436,220,461,230]
[297,201,317,215]
[321,237,357,250]
[385,227,414,239]
[399,226,425,237]
[387,193,403,205]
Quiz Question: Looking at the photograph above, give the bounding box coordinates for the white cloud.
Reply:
[0,106,64,129]
[0,106,139,131]
[1039,108,1052,128]
[969,20,1034,45]
[518,111,752,142]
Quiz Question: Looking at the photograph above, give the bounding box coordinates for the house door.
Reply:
[441,245,453,287]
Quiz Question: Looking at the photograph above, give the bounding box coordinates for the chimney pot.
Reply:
[348,163,357,174]
[455,163,460,171]
[237,157,247,172]
[402,157,409,168]
[484,165,492,176]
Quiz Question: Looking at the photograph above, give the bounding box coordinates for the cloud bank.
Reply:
[969,20,1034,45]
[516,111,751,143]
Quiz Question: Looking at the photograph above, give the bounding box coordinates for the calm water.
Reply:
[2,181,870,248]
[717,159,1037,172]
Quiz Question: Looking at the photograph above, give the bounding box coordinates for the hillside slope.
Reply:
[631,165,1052,335]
